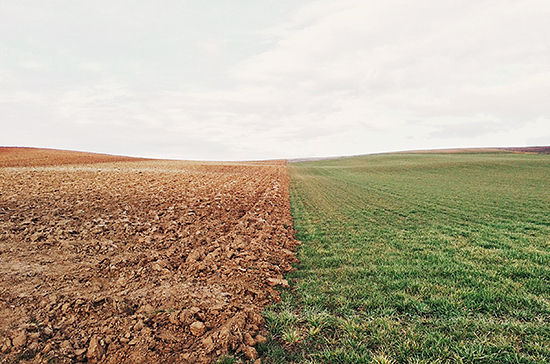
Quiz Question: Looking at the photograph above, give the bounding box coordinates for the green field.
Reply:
[260,152,550,363]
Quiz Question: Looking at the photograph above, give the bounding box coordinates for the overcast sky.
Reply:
[1,0,549,160]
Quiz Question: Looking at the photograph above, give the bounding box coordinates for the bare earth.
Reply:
[0,147,148,168]
[0,148,299,363]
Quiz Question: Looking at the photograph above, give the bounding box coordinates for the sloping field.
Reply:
[0,148,299,363]
[265,152,550,363]
[0,147,148,167]
[395,146,550,155]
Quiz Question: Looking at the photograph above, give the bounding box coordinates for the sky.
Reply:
[1,0,549,161]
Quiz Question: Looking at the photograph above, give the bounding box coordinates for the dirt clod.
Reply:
[241,345,259,360]
[244,332,256,346]
[190,321,206,337]
[87,336,105,362]
[266,277,289,288]
[255,334,267,344]
[11,332,27,348]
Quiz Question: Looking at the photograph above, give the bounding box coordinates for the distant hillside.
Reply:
[395,146,550,155]
[289,146,550,163]
[0,147,146,167]
[287,156,344,163]
[397,148,504,154]
[502,146,550,154]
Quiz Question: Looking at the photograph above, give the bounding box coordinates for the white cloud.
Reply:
[0,0,549,160]
[79,63,104,72]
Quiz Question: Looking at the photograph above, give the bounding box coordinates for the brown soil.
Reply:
[0,149,299,363]
[0,147,148,167]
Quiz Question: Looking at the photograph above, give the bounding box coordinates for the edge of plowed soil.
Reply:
[0,148,300,363]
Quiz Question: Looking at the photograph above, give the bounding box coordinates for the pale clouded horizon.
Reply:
[1,0,549,160]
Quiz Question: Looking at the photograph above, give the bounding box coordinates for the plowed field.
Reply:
[0,147,148,168]
[0,148,299,363]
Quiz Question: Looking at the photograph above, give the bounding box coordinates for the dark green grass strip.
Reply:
[260,153,550,364]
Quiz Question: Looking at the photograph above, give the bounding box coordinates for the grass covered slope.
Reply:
[264,153,550,363]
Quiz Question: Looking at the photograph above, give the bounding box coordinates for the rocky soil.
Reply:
[0,147,147,168]
[0,149,299,363]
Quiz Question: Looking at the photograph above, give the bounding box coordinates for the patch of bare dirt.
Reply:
[0,147,147,167]
[0,150,299,363]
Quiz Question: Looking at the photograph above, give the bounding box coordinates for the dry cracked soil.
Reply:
[0,148,299,363]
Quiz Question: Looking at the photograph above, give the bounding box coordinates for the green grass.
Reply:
[262,152,550,363]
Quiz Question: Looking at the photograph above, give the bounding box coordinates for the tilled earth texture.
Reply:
[0,147,148,168]
[0,148,299,363]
